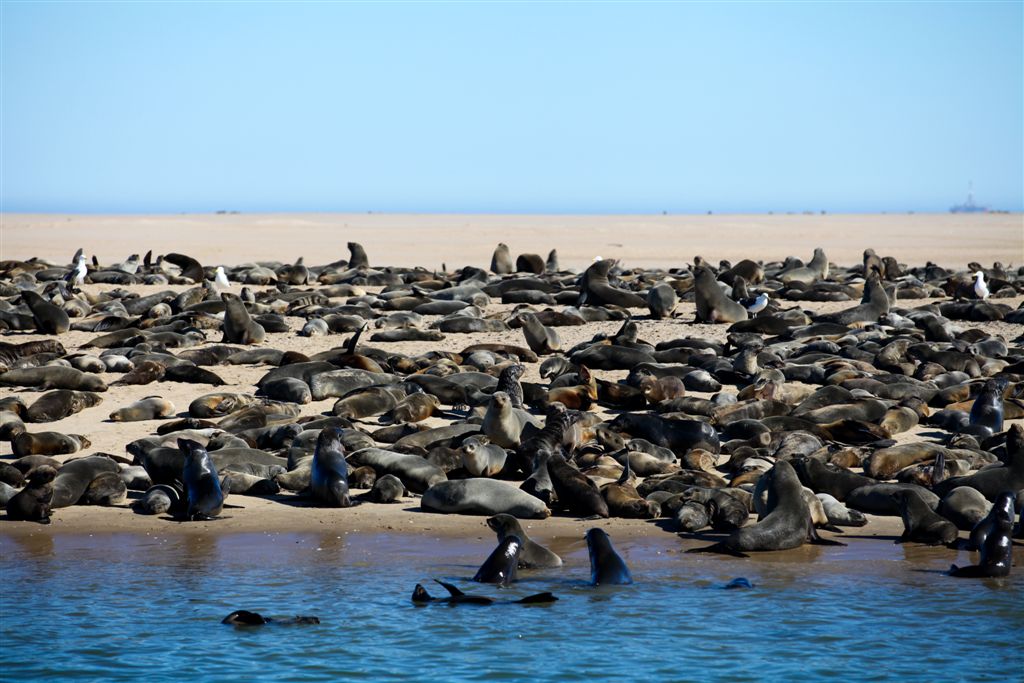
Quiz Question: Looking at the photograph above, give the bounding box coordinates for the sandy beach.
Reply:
[0,213,1021,544]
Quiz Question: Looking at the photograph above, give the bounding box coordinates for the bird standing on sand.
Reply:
[214,266,230,290]
[973,271,989,300]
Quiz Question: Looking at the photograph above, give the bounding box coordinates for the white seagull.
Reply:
[65,254,87,290]
[973,271,989,300]
[214,266,230,289]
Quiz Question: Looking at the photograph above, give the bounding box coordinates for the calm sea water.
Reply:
[1,531,1021,682]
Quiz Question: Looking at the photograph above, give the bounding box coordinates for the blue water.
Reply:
[1,531,1021,682]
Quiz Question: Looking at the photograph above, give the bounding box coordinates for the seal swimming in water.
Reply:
[178,439,225,521]
[222,610,320,626]
[472,535,522,585]
[586,528,632,585]
[412,580,556,605]
[949,491,1015,578]
[486,514,562,568]
[309,427,352,507]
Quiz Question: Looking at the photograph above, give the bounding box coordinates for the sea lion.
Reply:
[472,536,522,585]
[109,397,176,422]
[222,610,320,626]
[178,439,225,520]
[950,491,1014,578]
[310,427,352,507]
[412,580,556,605]
[421,479,550,519]
[25,390,103,423]
[5,465,55,523]
[486,514,562,568]
[221,292,266,344]
[586,528,632,585]
[694,266,747,323]
[894,489,959,546]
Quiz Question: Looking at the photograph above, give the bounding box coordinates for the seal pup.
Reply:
[178,439,225,521]
[310,427,352,507]
[950,491,1014,578]
[412,580,556,605]
[5,465,55,523]
[586,528,632,585]
[221,610,320,626]
[486,514,562,568]
[473,535,522,585]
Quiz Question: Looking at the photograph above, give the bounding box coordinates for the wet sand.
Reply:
[1,213,1022,547]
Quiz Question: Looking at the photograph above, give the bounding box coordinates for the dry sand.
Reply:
[1,213,1022,547]
[2,211,1022,269]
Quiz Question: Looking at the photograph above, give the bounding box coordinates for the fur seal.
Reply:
[222,610,320,626]
[13,431,90,459]
[310,427,352,507]
[690,460,843,556]
[938,487,992,530]
[579,259,646,308]
[81,471,129,506]
[473,536,522,585]
[968,491,1016,551]
[486,514,562,568]
[950,491,1014,578]
[647,283,678,319]
[25,390,103,423]
[109,397,176,422]
[422,479,550,519]
[694,266,747,323]
[586,528,632,585]
[518,312,562,355]
[780,247,829,284]
[21,290,70,334]
[348,448,446,493]
[894,489,958,546]
[461,436,507,477]
[178,439,225,520]
[221,293,266,344]
[412,580,556,605]
[969,379,1004,434]
[547,453,609,518]
[367,473,406,503]
[133,484,182,515]
[490,243,513,274]
[5,465,55,523]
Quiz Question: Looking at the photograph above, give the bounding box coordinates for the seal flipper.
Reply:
[515,592,558,604]
[685,543,750,559]
[435,579,465,597]
[807,517,846,547]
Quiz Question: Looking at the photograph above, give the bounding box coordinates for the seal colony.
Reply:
[1,242,1022,581]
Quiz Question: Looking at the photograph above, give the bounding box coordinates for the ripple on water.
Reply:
[0,532,1021,682]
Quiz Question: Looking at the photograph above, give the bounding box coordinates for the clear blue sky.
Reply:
[2,1,1021,213]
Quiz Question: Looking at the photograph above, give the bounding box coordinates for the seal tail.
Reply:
[434,579,465,596]
[516,592,558,604]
